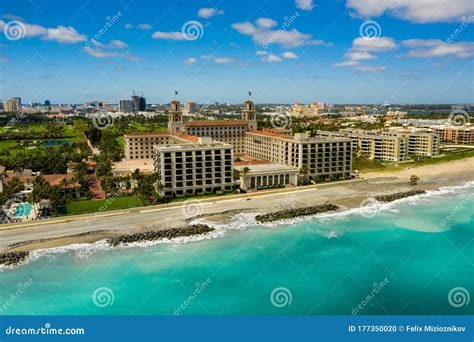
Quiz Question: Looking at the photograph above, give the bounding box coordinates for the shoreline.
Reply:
[1,157,473,255]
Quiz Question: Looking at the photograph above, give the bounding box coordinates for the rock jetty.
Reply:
[375,190,426,203]
[255,204,339,223]
[0,251,29,266]
[108,224,215,246]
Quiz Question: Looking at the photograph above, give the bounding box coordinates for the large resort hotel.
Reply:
[123,99,353,197]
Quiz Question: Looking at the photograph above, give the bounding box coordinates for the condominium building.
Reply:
[289,102,320,117]
[244,131,352,180]
[124,132,175,159]
[185,101,197,114]
[119,99,134,113]
[154,136,233,197]
[3,99,18,112]
[318,127,439,161]
[431,125,474,145]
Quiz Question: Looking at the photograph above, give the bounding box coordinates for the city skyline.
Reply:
[0,0,473,104]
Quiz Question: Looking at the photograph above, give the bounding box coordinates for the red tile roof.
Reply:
[234,160,273,166]
[124,132,170,137]
[247,129,290,139]
[175,133,199,143]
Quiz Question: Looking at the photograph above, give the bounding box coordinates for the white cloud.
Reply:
[401,39,442,47]
[198,8,224,19]
[44,26,86,44]
[3,14,24,21]
[93,39,128,49]
[296,0,315,11]
[346,0,473,23]
[256,50,268,56]
[83,47,139,61]
[344,51,376,60]
[201,54,216,59]
[231,19,329,48]
[124,23,133,29]
[282,51,298,59]
[334,60,360,67]
[261,54,282,62]
[334,37,395,72]
[355,65,386,73]
[352,37,397,51]
[151,31,185,40]
[0,19,86,44]
[84,47,121,58]
[109,40,128,49]
[214,57,237,64]
[256,18,277,29]
[137,23,151,30]
[184,57,197,65]
[405,41,474,58]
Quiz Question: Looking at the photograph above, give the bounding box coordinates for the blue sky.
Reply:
[0,0,473,104]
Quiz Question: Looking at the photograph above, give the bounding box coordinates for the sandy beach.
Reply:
[1,157,473,254]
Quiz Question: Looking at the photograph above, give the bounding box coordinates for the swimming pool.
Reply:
[13,203,33,217]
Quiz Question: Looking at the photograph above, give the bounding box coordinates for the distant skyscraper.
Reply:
[185,100,197,114]
[139,96,146,111]
[3,99,18,112]
[119,99,134,113]
[44,100,51,106]
[131,94,146,113]
[12,97,21,108]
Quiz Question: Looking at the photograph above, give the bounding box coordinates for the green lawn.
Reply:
[65,196,143,214]
[0,140,20,151]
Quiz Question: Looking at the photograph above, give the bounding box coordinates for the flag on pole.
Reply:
[175,90,178,96]
[248,91,252,96]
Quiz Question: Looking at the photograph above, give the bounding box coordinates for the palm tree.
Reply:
[299,164,310,184]
[240,167,250,190]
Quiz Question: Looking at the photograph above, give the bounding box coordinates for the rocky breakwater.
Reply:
[375,190,426,203]
[0,251,29,266]
[255,204,340,223]
[108,224,215,246]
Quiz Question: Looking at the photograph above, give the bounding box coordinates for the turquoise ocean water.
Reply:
[0,182,473,315]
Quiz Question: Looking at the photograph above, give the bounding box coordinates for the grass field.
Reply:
[65,196,143,214]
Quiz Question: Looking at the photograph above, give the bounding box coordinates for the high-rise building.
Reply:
[131,93,146,113]
[3,99,18,112]
[12,97,21,109]
[185,101,197,114]
[119,99,134,113]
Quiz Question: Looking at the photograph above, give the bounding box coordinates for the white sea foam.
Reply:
[2,181,473,270]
